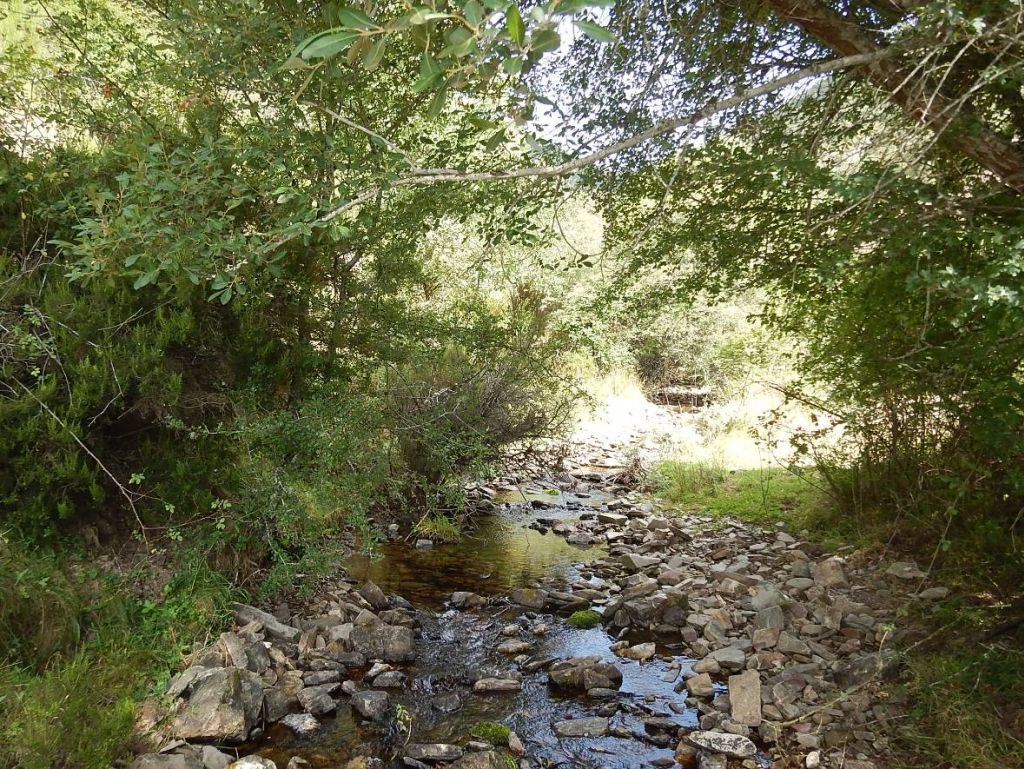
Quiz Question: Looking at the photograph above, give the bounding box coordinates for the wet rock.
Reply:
[548,657,622,691]
[172,667,264,743]
[280,713,320,737]
[201,747,233,769]
[552,716,610,737]
[510,587,548,610]
[349,622,415,662]
[473,678,522,693]
[297,684,337,716]
[496,640,532,655]
[230,602,300,643]
[727,669,762,726]
[687,730,757,757]
[451,592,487,610]
[351,690,390,720]
[697,753,726,769]
[414,539,433,550]
[431,692,463,713]
[617,642,656,661]
[405,744,464,762]
[372,671,407,688]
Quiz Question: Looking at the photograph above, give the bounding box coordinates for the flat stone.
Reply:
[405,744,464,762]
[621,553,660,570]
[449,752,506,769]
[618,642,656,661]
[130,754,202,769]
[510,587,548,609]
[728,669,762,726]
[687,731,757,757]
[496,640,532,655]
[473,678,522,693]
[552,716,610,737]
[230,602,300,642]
[709,646,746,671]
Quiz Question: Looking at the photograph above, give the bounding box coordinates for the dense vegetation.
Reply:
[1,0,1021,766]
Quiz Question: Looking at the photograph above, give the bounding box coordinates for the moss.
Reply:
[470,721,511,745]
[567,609,602,629]
[503,754,517,769]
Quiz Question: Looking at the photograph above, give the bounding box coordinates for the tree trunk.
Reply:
[765,0,1024,193]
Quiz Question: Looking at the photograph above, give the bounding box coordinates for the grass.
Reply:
[414,513,461,542]
[0,539,233,769]
[650,460,828,529]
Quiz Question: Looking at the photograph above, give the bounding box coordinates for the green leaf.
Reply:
[413,53,443,92]
[506,4,525,47]
[133,269,158,289]
[337,7,377,29]
[426,84,449,118]
[531,28,561,52]
[300,30,359,60]
[409,7,449,24]
[502,56,524,75]
[481,0,509,9]
[463,0,484,26]
[361,38,387,70]
[574,19,615,43]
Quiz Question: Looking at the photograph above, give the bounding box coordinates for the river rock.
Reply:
[351,690,390,720]
[279,713,320,737]
[406,744,464,762]
[553,716,610,737]
[687,731,757,757]
[172,667,264,742]
[372,671,407,688]
[297,684,337,716]
[473,677,522,693]
[358,581,389,610]
[548,657,622,691]
[510,587,548,609]
[686,672,714,697]
[810,558,846,588]
[728,669,762,726]
[227,757,275,769]
[431,692,463,712]
[451,592,487,609]
[449,752,506,769]
[618,642,656,661]
[230,602,300,642]
[349,622,415,662]
[496,639,532,655]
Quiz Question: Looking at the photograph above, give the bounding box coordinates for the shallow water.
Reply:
[260,487,705,768]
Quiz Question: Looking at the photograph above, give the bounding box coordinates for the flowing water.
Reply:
[258,482,704,768]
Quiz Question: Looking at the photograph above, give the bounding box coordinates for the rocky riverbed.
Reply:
[132,451,944,769]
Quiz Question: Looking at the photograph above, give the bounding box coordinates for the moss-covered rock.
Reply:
[567,609,602,629]
[469,721,511,745]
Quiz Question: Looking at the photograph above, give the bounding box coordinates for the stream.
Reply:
[256,474,704,768]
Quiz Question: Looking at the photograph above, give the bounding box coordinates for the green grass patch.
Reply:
[567,609,602,629]
[650,461,827,527]
[414,513,461,543]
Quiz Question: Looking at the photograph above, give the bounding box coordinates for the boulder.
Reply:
[280,713,320,737]
[172,667,264,743]
[548,657,622,691]
[297,684,337,716]
[510,588,548,610]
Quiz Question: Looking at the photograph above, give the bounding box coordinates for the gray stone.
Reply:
[510,587,548,609]
[405,744,464,762]
[372,671,407,688]
[709,646,746,671]
[687,731,757,757]
[349,623,415,662]
[549,657,622,691]
[351,690,390,720]
[750,584,787,611]
[172,667,264,743]
[552,716,610,737]
[621,553,660,570]
[473,677,522,693]
[431,692,463,713]
[202,747,233,769]
[227,758,276,769]
[131,754,202,769]
[754,605,785,630]
[810,559,847,588]
[728,669,762,726]
[230,602,300,642]
[618,642,656,661]
[449,752,506,769]
[297,685,337,716]
[358,581,389,610]
[496,639,532,655]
